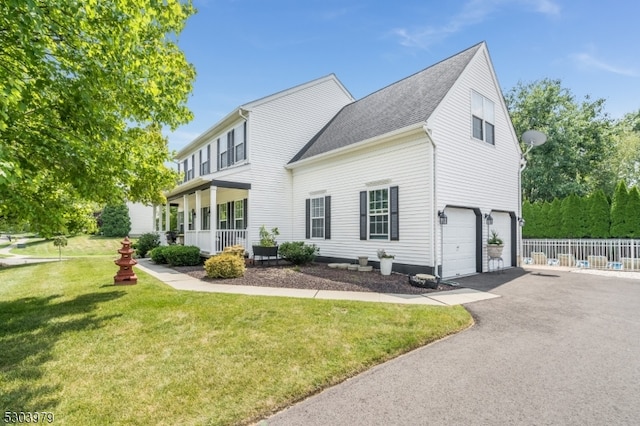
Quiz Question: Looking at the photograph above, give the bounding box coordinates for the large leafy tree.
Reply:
[609,111,640,187]
[0,0,195,234]
[506,79,615,202]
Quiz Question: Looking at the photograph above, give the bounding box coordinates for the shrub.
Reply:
[134,233,161,258]
[222,244,246,258]
[278,241,318,265]
[164,245,202,266]
[204,253,245,278]
[149,246,170,264]
[99,203,131,237]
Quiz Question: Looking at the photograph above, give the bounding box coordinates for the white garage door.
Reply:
[491,212,512,267]
[443,208,477,278]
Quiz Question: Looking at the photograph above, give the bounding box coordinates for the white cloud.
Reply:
[571,52,638,77]
[391,0,560,49]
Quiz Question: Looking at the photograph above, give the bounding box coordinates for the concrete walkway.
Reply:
[135,259,501,306]
[0,238,61,266]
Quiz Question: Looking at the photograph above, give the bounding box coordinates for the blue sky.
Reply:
[167,0,640,151]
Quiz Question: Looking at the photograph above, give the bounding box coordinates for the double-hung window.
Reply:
[310,197,325,238]
[368,189,389,239]
[471,91,495,145]
[218,137,228,169]
[360,186,399,241]
[234,201,244,230]
[235,122,246,162]
[217,204,228,230]
[200,145,210,175]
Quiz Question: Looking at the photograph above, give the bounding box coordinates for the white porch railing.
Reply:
[216,230,248,253]
[523,239,640,271]
[182,229,248,254]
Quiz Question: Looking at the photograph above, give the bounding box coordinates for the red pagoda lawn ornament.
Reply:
[114,236,138,285]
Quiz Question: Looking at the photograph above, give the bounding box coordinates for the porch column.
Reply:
[165,200,170,232]
[152,205,157,232]
[183,194,189,233]
[195,190,202,248]
[209,186,217,253]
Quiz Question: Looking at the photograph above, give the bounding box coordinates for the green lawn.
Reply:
[0,259,473,425]
[11,235,125,257]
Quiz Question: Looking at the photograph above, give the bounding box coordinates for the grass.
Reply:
[0,258,473,425]
[11,235,124,257]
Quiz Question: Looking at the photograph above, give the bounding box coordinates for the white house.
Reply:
[157,42,522,278]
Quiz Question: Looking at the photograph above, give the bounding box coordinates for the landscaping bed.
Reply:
[173,262,459,294]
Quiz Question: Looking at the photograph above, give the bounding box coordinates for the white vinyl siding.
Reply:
[291,130,432,267]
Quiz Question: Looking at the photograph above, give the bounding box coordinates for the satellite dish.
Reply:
[522,130,547,147]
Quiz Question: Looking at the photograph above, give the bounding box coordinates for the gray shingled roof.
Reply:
[290,42,483,163]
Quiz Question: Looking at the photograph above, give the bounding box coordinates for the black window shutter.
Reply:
[206,145,211,173]
[243,198,248,229]
[243,121,247,159]
[359,191,367,240]
[216,138,221,171]
[390,186,399,241]
[199,150,202,175]
[183,159,188,182]
[227,130,234,165]
[228,201,234,229]
[305,199,311,239]
[324,196,331,240]
[191,154,195,177]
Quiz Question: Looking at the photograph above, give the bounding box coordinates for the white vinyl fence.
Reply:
[522,239,640,271]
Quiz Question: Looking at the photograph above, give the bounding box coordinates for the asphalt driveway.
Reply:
[265,267,640,425]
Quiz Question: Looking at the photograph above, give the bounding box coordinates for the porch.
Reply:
[155,179,252,255]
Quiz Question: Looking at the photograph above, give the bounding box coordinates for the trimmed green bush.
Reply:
[204,253,245,278]
[149,246,170,264]
[133,233,161,258]
[279,241,318,265]
[99,203,131,237]
[164,245,202,266]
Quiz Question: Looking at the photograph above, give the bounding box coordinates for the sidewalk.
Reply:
[135,259,501,306]
[0,238,61,266]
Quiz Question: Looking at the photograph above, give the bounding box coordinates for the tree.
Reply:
[626,186,640,238]
[506,79,615,202]
[587,190,610,238]
[609,111,640,188]
[100,204,131,237]
[547,198,563,238]
[0,0,194,234]
[53,235,67,261]
[610,181,629,237]
[560,194,581,238]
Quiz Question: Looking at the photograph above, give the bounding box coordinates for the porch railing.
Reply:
[181,229,248,254]
[523,239,640,271]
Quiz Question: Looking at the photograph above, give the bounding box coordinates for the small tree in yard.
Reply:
[53,236,67,261]
[588,189,610,238]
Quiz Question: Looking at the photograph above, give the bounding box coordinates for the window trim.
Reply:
[368,188,389,240]
[310,197,325,239]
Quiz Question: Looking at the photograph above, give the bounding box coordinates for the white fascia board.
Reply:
[175,108,248,159]
[286,122,428,170]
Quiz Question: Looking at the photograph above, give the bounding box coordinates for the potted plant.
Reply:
[252,225,280,260]
[377,249,395,276]
[487,230,504,258]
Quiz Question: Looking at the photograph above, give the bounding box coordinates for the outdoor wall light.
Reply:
[438,210,448,225]
[191,209,196,218]
[484,213,493,225]
[518,217,525,227]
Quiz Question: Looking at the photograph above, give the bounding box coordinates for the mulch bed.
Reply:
[172,262,460,295]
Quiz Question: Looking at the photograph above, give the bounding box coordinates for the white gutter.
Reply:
[423,124,440,280]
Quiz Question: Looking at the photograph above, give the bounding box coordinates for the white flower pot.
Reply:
[380,257,393,275]
[487,245,504,258]
[358,256,369,267]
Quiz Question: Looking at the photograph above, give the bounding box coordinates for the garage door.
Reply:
[442,208,477,278]
[491,212,512,267]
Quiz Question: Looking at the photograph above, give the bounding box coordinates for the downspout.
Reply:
[423,124,440,280]
[238,108,250,249]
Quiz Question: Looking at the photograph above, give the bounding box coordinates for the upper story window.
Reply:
[200,145,211,176]
[471,91,495,145]
[217,123,247,171]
